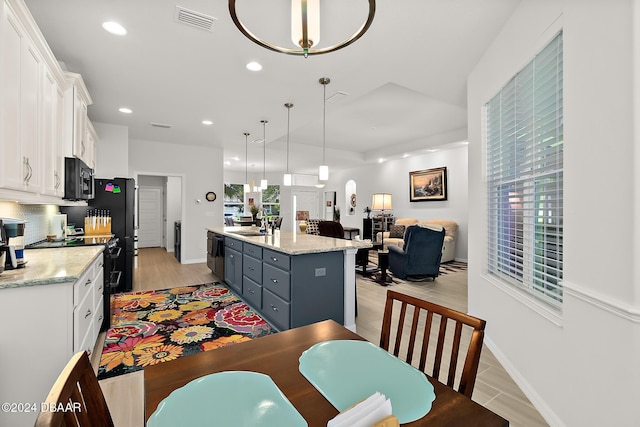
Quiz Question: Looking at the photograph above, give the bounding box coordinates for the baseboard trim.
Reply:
[181,257,206,265]
[484,336,566,427]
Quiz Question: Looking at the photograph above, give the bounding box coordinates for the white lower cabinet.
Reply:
[0,253,104,427]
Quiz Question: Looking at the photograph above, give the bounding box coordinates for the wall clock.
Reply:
[206,191,216,202]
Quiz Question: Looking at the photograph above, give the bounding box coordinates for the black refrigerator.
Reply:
[62,177,135,292]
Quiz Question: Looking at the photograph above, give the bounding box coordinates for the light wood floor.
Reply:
[98,247,548,427]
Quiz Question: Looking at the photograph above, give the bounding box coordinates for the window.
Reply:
[223,183,244,216]
[486,32,563,308]
[261,185,280,216]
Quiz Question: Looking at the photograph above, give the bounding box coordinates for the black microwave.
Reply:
[63,157,94,200]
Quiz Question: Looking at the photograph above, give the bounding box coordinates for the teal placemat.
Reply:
[148,371,307,427]
[299,340,435,424]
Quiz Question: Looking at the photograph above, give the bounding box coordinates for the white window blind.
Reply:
[486,32,563,308]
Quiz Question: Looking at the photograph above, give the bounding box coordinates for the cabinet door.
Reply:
[86,120,97,170]
[73,87,88,163]
[0,5,41,192]
[20,38,42,192]
[1,7,25,189]
[224,247,242,294]
[41,66,58,195]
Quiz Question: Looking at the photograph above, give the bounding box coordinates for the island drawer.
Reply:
[262,263,291,301]
[243,243,262,259]
[263,289,290,330]
[225,237,243,252]
[243,254,263,283]
[242,277,262,308]
[263,249,290,270]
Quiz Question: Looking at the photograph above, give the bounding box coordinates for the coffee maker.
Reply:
[0,218,27,273]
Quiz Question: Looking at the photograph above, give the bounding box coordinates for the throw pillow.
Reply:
[389,224,405,239]
[306,219,320,235]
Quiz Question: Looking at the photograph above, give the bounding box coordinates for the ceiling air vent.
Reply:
[150,122,173,129]
[175,6,217,32]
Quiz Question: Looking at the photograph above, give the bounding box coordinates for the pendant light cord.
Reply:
[261,120,268,183]
[322,81,326,164]
[244,132,249,185]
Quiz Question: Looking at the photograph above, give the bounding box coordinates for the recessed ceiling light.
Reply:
[202,120,213,125]
[378,158,385,163]
[102,21,127,36]
[231,156,240,161]
[118,107,132,114]
[246,61,262,71]
[402,153,410,158]
[224,161,231,166]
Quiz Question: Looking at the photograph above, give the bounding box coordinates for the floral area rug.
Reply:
[97,283,274,380]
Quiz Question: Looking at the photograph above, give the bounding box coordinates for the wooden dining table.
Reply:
[144,320,508,426]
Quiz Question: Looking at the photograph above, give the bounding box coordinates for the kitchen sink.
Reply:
[228,229,264,237]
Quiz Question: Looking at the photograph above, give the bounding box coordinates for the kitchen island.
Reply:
[207,226,372,332]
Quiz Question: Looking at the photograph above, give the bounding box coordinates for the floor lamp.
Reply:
[371,193,392,247]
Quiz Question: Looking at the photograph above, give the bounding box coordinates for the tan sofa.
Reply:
[377,218,458,262]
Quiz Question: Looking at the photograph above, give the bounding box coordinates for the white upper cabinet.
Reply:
[1,2,42,192]
[41,66,66,197]
[64,71,93,167]
[0,0,94,203]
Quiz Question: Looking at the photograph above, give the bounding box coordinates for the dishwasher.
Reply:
[207,231,224,279]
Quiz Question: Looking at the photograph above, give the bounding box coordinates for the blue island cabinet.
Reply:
[223,237,344,330]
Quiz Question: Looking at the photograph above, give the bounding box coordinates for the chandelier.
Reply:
[229,0,376,58]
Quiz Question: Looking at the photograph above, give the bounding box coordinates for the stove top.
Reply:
[26,235,117,249]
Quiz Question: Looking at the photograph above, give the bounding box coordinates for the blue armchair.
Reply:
[388,225,445,280]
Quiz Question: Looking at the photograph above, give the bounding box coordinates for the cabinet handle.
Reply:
[85,279,92,286]
[270,278,279,284]
[23,157,29,184]
[99,261,104,268]
[26,158,33,184]
[249,289,255,294]
[271,257,278,262]
[248,266,254,271]
[270,304,278,312]
[229,254,234,259]
[54,171,60,189]
[85,309,92,318]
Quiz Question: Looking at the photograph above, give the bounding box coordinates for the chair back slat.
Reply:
[35,351,114,427]
[418,311,433,372]
[432,316,447,379]
[379,290,486,398]
[447,322,464,388]
[405,308,421,364]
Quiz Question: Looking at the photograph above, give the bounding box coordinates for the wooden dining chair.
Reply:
[35,351,114,427]
[379,290,486,398]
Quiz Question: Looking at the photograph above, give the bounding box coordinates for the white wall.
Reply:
[129,139,223,264]
[467,1,640,425]
[93,122,129,178]
[328,146,469,261]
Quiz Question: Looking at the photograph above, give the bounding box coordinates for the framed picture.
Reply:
[409,167,447,202]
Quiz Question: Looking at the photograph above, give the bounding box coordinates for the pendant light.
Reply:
[318,77,330,181]
[243,132,250,192]
[260,120,268,190]
[283,103,294,186]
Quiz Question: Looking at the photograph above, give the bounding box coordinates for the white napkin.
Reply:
[327,392,392,427]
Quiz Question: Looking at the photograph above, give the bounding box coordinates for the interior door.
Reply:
[138,187,163,248]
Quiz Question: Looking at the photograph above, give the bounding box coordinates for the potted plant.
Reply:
[250,204,260,221]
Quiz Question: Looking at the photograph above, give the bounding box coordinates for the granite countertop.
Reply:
[208,227,372,255]
[0,246,104,289]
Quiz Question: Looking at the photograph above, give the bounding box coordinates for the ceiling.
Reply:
[24,0,519,175]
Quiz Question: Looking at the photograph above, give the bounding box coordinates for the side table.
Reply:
[356,241,381,275]
[374,250,393,285]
